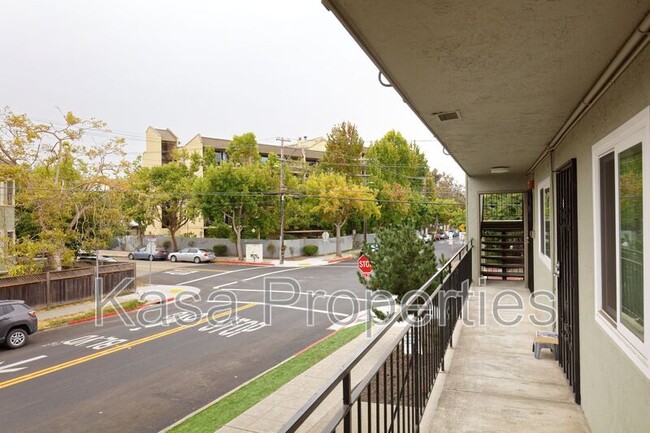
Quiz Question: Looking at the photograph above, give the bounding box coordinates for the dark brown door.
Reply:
[556,158,581,404]
[527,189,534,292]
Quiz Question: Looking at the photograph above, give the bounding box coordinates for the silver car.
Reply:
[168,248,216,263]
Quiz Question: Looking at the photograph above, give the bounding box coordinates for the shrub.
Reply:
[213,244,228,256]
[303,245,318,256]
[162,240,172,251]
[205,223,232,239]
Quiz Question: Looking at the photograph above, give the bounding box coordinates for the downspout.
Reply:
[550,150,557,333]
[528,11,650,174]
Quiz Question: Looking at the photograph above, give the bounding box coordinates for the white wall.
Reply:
[118,233,374,258]
[537,44,650,433]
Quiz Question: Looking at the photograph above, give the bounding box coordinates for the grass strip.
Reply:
[39,299,144,330]
[169,323,367,433]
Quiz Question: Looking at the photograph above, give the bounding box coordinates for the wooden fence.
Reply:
[0,263,137,308]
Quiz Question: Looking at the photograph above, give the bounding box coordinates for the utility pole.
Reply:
[276,137,291,264]
[356,156,371,244]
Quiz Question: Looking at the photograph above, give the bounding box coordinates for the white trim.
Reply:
[537,177,552,270]
[592,106,650,374]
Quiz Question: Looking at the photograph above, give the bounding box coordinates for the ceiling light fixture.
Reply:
[490,166,510,174]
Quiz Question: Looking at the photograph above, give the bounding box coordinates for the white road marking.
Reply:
[178,267,259,285]
[165,270,198,276]
[225,288,392,303]
[240,267,304,282]
[0,355,48,374]
[203,300,349,318]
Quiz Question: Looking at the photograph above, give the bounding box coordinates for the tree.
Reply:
[196,162,277,260]
[305,172,380,256]
[122,167,154,248]
[0,108,128,273]
[140,162,199,252]
[322,121,364,178]
[365,130,428,190]
[227,132,261,166]
[375,181,412,227]
[359,223,438,301]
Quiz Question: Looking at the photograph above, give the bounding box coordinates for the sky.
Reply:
[0,0,465,183]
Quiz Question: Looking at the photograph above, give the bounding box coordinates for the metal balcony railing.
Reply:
[279,241,473,433]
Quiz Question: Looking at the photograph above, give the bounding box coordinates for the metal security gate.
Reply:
[556,159,581,404]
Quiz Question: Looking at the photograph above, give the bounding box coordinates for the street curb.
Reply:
[216,260,274,267]
[158,329,349,433]
[327,255,355,263]
[63,297,176,326]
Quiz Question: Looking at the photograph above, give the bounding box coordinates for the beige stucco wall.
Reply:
[466,174,528,283]
[531,158,555,297]
[543,45,650,433]
[143,127,162,168]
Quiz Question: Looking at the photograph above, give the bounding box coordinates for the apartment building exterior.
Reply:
[323,1,650,432]
[142,127,326,237]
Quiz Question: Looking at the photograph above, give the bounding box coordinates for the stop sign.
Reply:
[357,254,373,275]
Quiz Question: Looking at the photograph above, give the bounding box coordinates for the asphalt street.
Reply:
[0,238,464,433]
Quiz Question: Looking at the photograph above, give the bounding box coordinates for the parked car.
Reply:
[76,250,118,264]
[168,248,216,263]
[438,231,449,240]
[128,247,169,261]
[359,242,379,257]
[0,300,38,349]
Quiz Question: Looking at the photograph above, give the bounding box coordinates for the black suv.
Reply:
[0,300,38,349]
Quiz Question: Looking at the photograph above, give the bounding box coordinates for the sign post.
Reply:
[146,237,156,286]
[357,254,373,276]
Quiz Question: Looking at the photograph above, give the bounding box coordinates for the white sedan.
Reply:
[168,248,216,263]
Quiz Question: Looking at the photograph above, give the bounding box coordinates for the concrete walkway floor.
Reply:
[425,281,591,433]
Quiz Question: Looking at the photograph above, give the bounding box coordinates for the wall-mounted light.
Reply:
[490,166,510,174]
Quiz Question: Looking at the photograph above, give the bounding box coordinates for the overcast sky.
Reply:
[0,0,465,183]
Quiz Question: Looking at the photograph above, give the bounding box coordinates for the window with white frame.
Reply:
[593,107,650,375]
[538,177,551,267]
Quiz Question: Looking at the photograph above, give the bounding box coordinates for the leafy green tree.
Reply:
[322,121,364,178]
[146,161,199,251]
[196,162,278,260]
[0,108,128,272]
[305,172,379,256]
[227,132,261,166]
[365,130,428,190]
[359,223,438,301]
[122,168,154,247]
[375,181,412,227]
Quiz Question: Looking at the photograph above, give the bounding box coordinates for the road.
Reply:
[0,238,465,433]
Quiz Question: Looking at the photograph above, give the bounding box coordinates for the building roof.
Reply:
[200,136,231,149]
[152,128,179,142]
[198,136,325,161]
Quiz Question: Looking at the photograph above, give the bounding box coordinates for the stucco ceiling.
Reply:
[324,0,650,176]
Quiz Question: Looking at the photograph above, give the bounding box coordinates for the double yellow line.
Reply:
[0,303,257,390]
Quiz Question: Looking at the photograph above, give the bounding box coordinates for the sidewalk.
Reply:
[100,250,359,267]
[36,284,196,322]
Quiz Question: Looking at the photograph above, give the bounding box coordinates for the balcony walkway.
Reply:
[425,281,590,433]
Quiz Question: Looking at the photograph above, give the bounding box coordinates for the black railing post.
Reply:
[278,241,473,433]
[343,373,351,433]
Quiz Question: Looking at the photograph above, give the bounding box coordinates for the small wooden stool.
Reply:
[533,330,559,359]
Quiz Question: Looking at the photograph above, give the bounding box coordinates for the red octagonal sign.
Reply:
[357,254,373,275]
